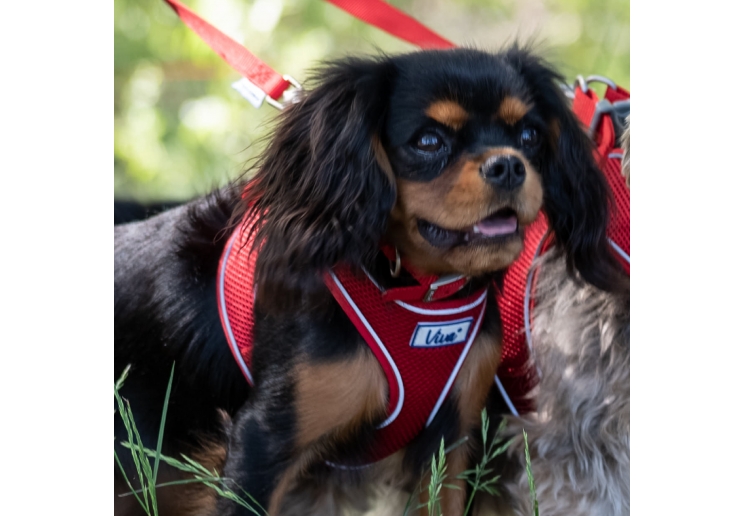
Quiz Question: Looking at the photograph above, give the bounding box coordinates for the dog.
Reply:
[114,46,625,516]
[478,116,630,516]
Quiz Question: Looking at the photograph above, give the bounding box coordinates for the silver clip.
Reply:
[587,99,630,140]
[423,274,466,302]
[265,75,304,110]
[389,247,401,278]
[574,74,618,95]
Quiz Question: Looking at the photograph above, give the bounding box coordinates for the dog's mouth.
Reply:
[417,208,520,249]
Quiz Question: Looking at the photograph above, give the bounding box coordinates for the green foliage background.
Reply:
[115,0,629,202]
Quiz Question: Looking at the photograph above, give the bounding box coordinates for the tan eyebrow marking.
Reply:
[496,96,532,125]
[425,100,469,130]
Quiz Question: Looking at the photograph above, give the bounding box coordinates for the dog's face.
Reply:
[382,54,550,275]
[246,48,622,305]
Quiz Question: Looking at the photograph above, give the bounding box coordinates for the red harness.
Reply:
[217,219,496,464]
[217,83,630,463]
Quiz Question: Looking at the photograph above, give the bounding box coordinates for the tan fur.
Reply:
[261,349,389,513]
[389,148,543,276]
[426,100,469,130]
[497,97,532,125]
[294,349,388,448]
[373,134,396,185]
[549,118,561,151]
[454,331,503,432]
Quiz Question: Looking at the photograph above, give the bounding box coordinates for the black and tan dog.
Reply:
[114,47,623,516]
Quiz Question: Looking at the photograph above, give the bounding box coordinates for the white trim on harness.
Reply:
[608,238,630,265]
[328,270,405,429]
[494,374,519,417]
[218,231,254,385]
[395,290,488,316]
[425,300,487,427]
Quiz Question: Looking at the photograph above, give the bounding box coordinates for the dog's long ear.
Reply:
[505,48,625,292]
[242,57,396,307]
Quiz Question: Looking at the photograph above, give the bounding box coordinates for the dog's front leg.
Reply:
[214,347,388,516]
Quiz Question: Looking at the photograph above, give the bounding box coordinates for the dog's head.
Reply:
[244,47,622,306]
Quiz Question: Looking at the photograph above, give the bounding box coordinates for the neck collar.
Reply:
[377,245,471,303]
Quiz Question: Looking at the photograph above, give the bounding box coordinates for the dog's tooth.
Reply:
[472,225,481,234]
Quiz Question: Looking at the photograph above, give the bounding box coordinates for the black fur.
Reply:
[241,58,397,310]
[115,46,621,516]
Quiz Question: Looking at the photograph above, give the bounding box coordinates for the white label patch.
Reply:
[410,318,473,348]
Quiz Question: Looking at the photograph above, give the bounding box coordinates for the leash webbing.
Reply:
[163,0,291,101]
[325,0,454,49]
[162,0,453,107]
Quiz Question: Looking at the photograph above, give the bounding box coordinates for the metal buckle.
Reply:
[560,82,576,100]
[423,274,466,302]
[573,74,617,94]
[266,75,304,110]
[389,247,401,278]
[587,98,630,140]
[569,74,629,143]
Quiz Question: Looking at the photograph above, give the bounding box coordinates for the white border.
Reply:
[425,301,487,427]
[395,290,488,315]
[328,271,405,428]
[608,238,630,265]
[217,231,254,384]
[493,374,519,417]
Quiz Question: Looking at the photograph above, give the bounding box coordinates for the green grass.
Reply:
[456,410,513,515]
[523,430,539,516]
[114,363,266,516]
[115,366,539,516]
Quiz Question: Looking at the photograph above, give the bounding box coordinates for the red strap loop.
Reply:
[163,0,290,100]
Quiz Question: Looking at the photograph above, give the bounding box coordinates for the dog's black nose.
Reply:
[480,155,526,190]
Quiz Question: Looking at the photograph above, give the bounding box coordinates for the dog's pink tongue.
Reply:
[475,214,518,236]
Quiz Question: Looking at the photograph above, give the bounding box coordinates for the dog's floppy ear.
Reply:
[242,57,396,308]
[505,48,625,292]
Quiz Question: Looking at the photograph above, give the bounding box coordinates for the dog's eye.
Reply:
[520,127,540,148]
[415,133,444,153]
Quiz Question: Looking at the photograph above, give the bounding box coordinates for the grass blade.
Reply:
[126,399,157,515]
[115,447,148,513]
[153,363,175,485]
[523,429,539,516]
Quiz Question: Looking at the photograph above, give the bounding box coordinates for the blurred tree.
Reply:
[114,0,629,201]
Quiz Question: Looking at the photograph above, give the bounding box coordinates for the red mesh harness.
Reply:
[216,83,630,462]
[217,223,491,463]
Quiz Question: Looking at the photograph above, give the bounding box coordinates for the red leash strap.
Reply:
[162,0,291,101]
[326,0,454,49]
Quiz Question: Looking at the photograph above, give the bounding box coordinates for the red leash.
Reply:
[162,0,453,107]
[326,0,454,49]
[162,0,292,103]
